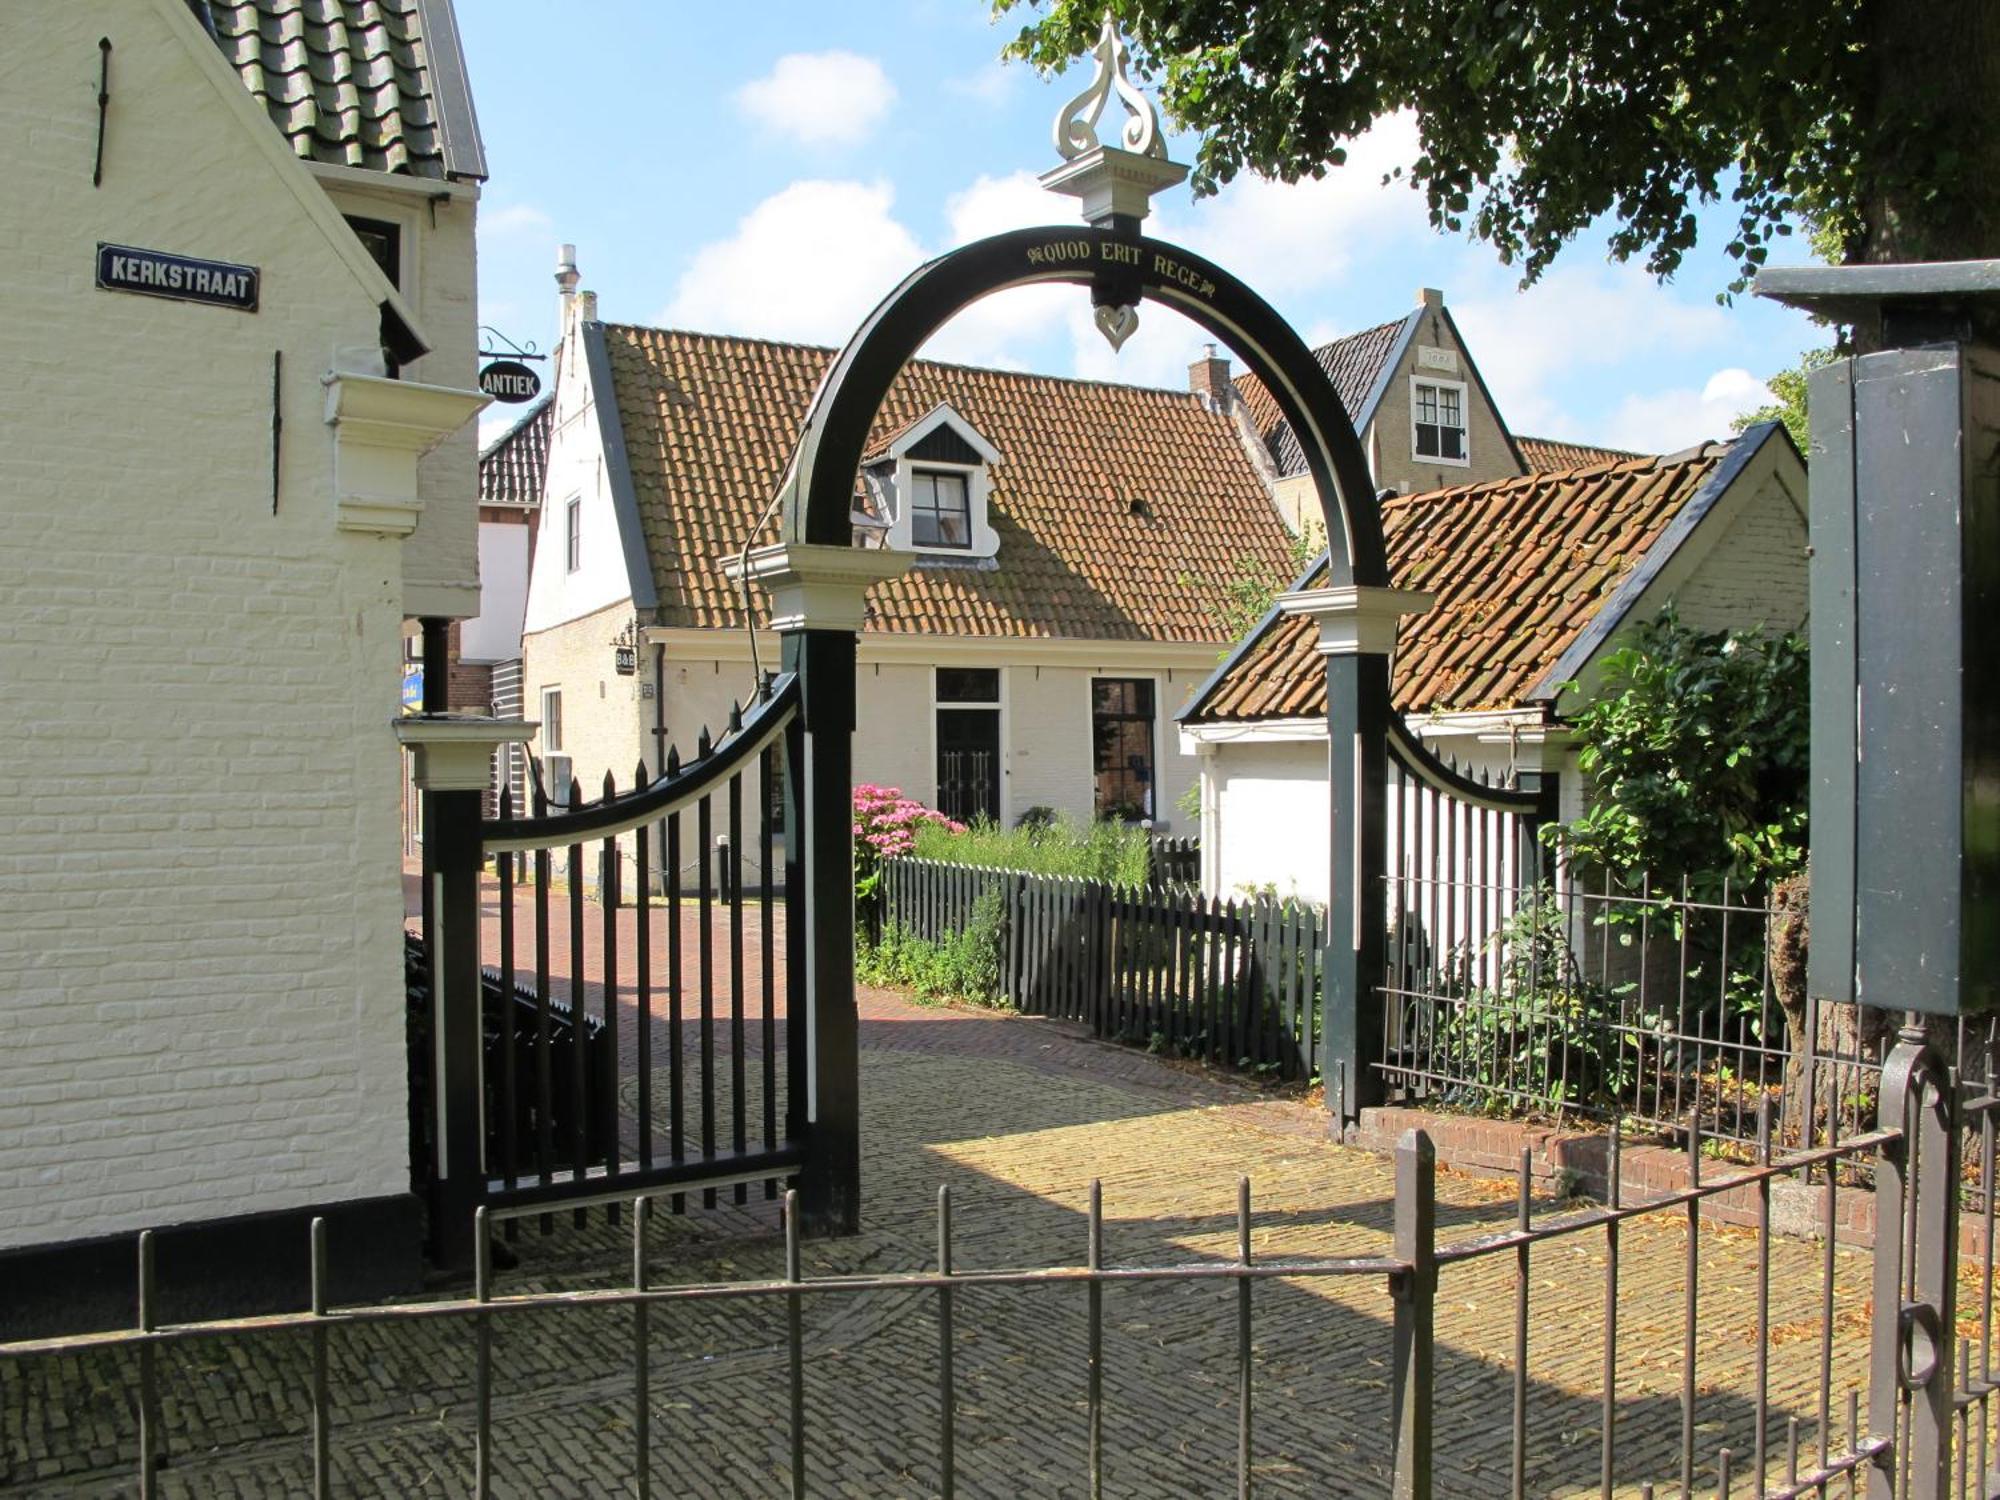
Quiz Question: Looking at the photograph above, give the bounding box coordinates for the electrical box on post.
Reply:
[1758,262,2000,1016]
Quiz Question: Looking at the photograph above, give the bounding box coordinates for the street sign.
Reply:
[96,243,258,312]
[479,360,541,403]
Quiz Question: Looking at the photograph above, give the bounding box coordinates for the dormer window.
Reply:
[870,403,1003,559]
[911,470,972,548]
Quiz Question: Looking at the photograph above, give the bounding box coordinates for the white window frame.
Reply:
[880,404,1003,559]
[538,686,571,809]
[909,468,974,550]
[1410,376,1470,467]
[564,496,582,573]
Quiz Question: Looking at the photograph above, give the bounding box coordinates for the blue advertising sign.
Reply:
[401,664,424,715]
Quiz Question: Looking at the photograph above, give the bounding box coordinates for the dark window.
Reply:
[1413,381,1466,461]
[911,470,971,548]
[345,216,401,283]
[565,498,581,573]
[344,216,403,378]
[936,668,999,704]
[1092,678,1155,821]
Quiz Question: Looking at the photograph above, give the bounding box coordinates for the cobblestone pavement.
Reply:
[3,888,1875,1497]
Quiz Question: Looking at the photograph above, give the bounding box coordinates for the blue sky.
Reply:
[460,3,1824,450]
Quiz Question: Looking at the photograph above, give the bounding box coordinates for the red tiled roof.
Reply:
[478,398,551,504]
[1185,444,1734,720]
[1233,317,1408,475]
[1517,435,1641,473]
[600,325,1299,642]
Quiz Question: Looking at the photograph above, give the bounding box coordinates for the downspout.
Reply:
[652,639,668,896]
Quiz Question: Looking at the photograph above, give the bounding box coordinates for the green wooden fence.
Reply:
[880,858,1326,1082]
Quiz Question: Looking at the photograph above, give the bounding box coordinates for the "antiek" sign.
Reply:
[96,243,259,313]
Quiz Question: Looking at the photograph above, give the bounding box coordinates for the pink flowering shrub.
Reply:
[853,784,962,928]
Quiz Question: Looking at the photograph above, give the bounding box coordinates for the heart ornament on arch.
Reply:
[1094,303,1139,352]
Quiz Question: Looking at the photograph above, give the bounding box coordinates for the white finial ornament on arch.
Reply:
[1039,13,1190,352]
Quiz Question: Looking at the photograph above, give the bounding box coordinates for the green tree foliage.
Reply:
[1732,348,1837,452]
[1552,610,1808,898]
[999,0,2000,290]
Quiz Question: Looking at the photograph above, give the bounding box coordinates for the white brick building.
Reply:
[485,274,1307,881]
[0,0,487,1333]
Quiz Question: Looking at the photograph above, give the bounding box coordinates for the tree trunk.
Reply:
[1859,0,2000,276]
[1772,868,1898,1144]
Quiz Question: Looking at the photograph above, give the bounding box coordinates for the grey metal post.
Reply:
[1287,588,1422,1131]
[730,542,908,1238]
[1390,1127,1436,1500]
[785,625,863,1235]
[396,717,535,1273]
[1869,1025,1959,1500]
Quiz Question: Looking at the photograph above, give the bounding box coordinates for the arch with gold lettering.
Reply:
[777,225,1386,591]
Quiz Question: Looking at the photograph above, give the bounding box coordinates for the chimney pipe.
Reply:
[556,243,580,327]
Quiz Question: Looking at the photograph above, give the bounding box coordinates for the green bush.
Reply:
[1434,889,1643,1112]
[909,813,1151,885]
[856,890,1009,1007]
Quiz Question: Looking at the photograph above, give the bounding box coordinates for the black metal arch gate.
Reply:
[415,222,1538,1264]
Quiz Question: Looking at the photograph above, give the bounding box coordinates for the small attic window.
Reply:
[911,471,972,548]
[878,403,1003,560]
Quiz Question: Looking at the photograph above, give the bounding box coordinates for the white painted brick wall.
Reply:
[1671,480,1810,637]
[0,0,444,1249]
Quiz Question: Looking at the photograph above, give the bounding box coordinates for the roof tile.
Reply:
[1187,444,1731,721]
[202,0,447,178]
[600,325,1299,643]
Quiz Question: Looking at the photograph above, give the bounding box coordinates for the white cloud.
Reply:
[735,52,896,147]
[481,202,554,239]
[1600,367,1774,454]
[1160,112,1430,299]
[944,65,1019,107]
[944,170,1056,245]
[1451,262,1737,438]
[663,180,925,346]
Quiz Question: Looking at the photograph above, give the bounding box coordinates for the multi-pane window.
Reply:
[1091,678,1155,822]
[1413,380,1467,462]
[539,688,571,808]
[565,497,581,572]
[911,470,972,548]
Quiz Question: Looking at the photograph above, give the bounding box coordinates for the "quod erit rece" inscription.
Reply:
[1020,238,1218,301]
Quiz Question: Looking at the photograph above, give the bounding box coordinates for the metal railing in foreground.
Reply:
[6,1103,1958,1499]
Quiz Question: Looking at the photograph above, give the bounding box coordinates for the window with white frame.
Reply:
[910,470,972,549]
[1412,378,1468,464]
[539,687,571,808]
[565,497,582,572]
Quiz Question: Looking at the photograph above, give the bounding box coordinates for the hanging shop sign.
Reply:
[613,645,638,676]
[96,243,259,312]
[478,360,542,404]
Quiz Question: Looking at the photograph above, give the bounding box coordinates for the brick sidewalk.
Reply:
[3,886,1872,1497]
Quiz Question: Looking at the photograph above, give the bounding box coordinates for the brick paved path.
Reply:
[1,885,1874,1497]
